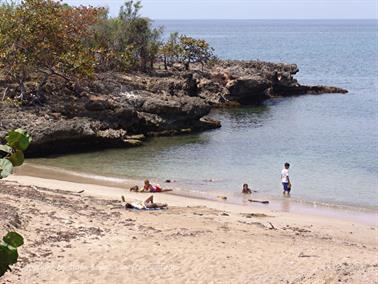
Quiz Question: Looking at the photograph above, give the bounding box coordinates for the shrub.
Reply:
[0,129,32,178]
[160,32,181,70]
[89,0,163,72]
[0,0,104,100]
[0,232,24,277]
[0,129,30,277]
[179,36,215,70]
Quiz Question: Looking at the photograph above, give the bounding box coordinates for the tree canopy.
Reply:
[178,35,215,70]
[0,0,215,101]
[0,0,103,98]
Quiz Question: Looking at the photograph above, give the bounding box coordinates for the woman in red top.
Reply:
[143,179,162,192]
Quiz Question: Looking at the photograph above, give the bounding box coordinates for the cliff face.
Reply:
[0,60,347,156]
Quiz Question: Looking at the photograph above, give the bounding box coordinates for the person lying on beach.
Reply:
[142,179,173,193]
[242,183,252,194]
[124,195,168,210]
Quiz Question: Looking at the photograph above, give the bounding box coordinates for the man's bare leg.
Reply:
[144,195,154,204]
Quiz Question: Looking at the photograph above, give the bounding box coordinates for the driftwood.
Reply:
[2,87,9,101]
[298,252,319,258]
[248,199,269,204]
[267,222,276,230]
[242,213,270,218]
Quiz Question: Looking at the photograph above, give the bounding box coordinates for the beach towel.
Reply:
[125,201,166,210]
[130,201,146,210]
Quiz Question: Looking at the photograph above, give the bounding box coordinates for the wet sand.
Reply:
[1,167,378,283]
[14,163,378,226]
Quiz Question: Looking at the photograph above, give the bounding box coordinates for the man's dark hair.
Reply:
[284,162,290,168]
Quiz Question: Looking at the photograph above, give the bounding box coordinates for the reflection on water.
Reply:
[219,104,272,129]
[281,198,291,212]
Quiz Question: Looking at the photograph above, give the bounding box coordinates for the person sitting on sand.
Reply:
[242,183,252,194]
[124,195,168,210]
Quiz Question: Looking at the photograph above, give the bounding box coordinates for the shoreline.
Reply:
[2,165,378,283]
[12,163,378,226]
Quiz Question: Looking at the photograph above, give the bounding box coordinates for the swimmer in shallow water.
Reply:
[242,183,252,194]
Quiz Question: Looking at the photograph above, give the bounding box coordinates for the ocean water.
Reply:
[31,20,378,209]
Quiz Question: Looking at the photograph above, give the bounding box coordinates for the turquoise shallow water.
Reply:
[31,20,378,209]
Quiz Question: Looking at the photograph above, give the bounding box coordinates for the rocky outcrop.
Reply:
[0,78,220,156]
[0,60,347,156]
[196,60,347,105]
[271,84,348,96]
[224,76,271,104]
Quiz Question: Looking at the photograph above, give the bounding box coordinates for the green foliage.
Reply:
[0,129,31,179]
[0,232,24,277]
[159,34,215,71]
[89,1,163,72]
[3,232,24,248]
[119,0,142,21]
[0,159,13,179]
[8,150,25,167]
[0,130,29,277]
[6,129,32,151]
[160,32,181,70]
[0,0,104,99]
[0,0,216,95]
[178,36,215,70]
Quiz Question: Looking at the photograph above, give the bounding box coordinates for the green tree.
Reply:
[0,0,103,100]
[179,36,215,71]
[90,1,162,72]
[118,1,162,71]
[160,32,181,70]
[0,0,216,85]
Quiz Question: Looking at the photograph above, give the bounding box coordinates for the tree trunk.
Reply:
[150,58,154,70]
[2,87,9,101]
[140,47,147,72]
[17,76,27,100]
[37,73,50,97]
[164,57,168,70]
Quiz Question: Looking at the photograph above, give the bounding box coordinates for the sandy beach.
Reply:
[0,1,377,283]
[1,169,377,284]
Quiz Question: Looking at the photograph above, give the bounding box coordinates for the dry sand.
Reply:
[1,174,378,284]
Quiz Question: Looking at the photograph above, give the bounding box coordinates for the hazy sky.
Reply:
[65,0,378,19]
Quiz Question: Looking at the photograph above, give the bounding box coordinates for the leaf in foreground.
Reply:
[0,159,13,178]
[3,232,24,248]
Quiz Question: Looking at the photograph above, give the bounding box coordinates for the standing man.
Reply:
[281,163,291,196]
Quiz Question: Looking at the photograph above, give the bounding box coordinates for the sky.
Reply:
[65,0,378,19]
